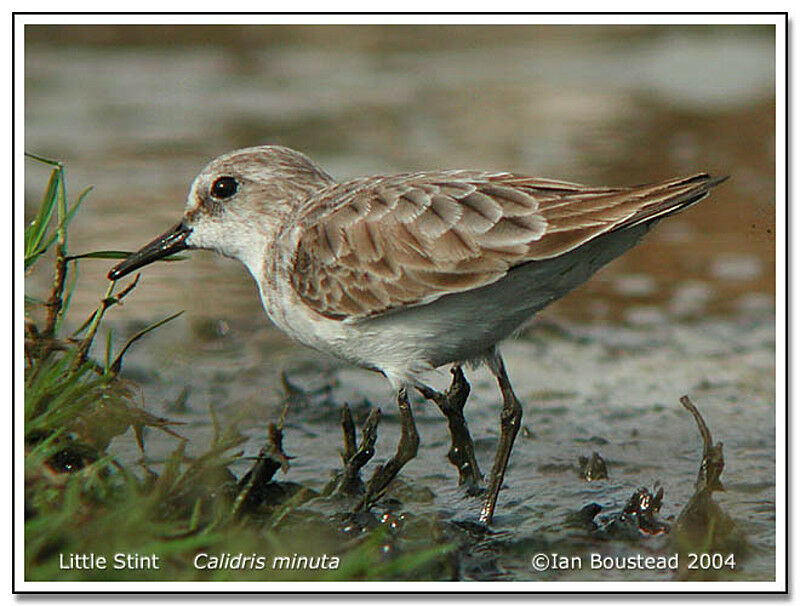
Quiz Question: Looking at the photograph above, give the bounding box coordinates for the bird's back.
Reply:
[288,171,726,323]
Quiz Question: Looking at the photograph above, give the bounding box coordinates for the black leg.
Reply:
[480,354,523,525]
[418,366,483,492]
[355,387,420,511]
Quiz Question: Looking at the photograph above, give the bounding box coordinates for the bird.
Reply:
[107,145,727,525]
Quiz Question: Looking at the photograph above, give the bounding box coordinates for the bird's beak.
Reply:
[107,221,192,281]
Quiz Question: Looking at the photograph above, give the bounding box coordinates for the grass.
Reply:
[23,155,455,583]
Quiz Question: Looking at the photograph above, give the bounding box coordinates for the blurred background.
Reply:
[23,24,778,581]
[25,24,775,328]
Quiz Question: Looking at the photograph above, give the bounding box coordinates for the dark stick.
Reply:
[680,395,725,492]
[341,403,358,461]
[231,422,294,517]
[337,405,381,496]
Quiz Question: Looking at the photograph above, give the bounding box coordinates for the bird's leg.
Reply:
[355,387,419,511]
[418,366,483,492]
[480,354,523,525]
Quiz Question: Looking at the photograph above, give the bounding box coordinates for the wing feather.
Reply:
[288,171,725,320]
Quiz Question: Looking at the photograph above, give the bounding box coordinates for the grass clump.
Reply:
[23,155,454,582]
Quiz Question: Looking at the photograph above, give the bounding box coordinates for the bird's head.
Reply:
[107,145,333,281]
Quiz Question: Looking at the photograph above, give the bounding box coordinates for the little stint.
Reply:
[108,145,726,524]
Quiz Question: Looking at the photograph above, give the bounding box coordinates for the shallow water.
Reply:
[24,25,777,582]
[106,307,775,581]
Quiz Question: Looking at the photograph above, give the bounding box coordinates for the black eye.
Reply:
[210,176,238,199]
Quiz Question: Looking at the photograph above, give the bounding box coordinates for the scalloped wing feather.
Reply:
[289,171,724,320]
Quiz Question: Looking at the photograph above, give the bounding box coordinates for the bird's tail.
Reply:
[617,173,729,231]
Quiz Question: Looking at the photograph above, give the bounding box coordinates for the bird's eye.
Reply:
[210,176,238,200]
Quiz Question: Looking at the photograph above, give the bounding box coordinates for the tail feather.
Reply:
[525,173,728,261]
[618,173,729,231]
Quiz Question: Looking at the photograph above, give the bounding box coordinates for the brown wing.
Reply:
[289,171,724,320]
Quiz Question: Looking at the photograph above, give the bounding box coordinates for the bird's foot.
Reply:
[419,366,484,494]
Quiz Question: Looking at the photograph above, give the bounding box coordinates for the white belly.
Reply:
[257,226,647,388]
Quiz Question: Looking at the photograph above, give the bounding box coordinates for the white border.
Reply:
[13,12,787,594]
[12,13,787,25]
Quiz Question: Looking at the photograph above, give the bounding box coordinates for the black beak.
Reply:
[107,222,192,281]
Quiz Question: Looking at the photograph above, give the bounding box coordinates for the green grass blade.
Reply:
[104,328,114,374]
[109,311,184,374]
[25,295,46,306]
[24,152,63,167]
[24,167,59,261]
[66,250,187,262]
[55,260,79,333]
[67,250,135,261]
[34,185,94,262]
[70,309,99,338]
[55,160,68,249]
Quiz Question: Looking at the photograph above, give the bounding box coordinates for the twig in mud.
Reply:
[342,403,358,459]
[232,456,278,518]
[624,485,669,535]
[337,405,381,497]
[672,396,744,574]
[231,423,294,517]
[578,452,609,481]
[268,422,293,473]
[275,396,291,432]
[680,395,725,492]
